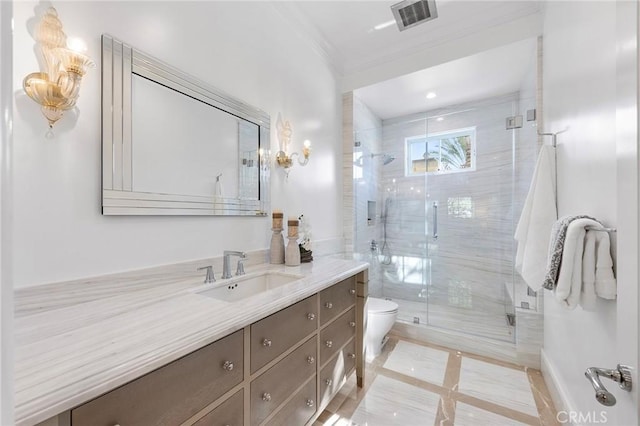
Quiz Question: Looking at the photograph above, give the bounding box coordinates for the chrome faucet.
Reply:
[222,251,247,279]
[197,265,216,284]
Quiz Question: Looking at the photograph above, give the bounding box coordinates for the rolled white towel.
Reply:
[555,218,601,309]
[594,232,616,299]
[580,231,597,310]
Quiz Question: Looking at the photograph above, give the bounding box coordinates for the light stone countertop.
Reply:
[14,257,368,426]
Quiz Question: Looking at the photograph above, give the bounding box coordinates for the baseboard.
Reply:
[541,348,579,425]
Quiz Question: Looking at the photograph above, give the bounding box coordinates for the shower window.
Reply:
[405,127,476,176]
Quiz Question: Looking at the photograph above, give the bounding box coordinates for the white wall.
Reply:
[12,2,343,288]
[542,1,637,424]
[1,1,14,422]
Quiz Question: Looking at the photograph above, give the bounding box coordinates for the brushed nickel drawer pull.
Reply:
[307,356,315,364]
[325,302,333,309]
[325,378,333,386]
[222,360,234,371]
[262,392,272,402]
[262,339,272,347]
[325,340,333,348]
[349,321,356,327]
[349,288,356,295]
[348,353,356,359]
[306,399,314,407]
[307,313,316,320]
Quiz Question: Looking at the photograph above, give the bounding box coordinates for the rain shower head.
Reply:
[372,153,396,165]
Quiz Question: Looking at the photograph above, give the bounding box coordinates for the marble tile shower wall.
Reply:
[378,94,531,329]
[352,95,384,296]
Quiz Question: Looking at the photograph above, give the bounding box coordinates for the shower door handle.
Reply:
[432,201,438,240]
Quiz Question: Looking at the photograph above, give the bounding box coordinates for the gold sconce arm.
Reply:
[275,118,312,178]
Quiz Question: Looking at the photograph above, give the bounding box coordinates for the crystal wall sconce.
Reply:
[23,7,95,131]
[275,118,311,177]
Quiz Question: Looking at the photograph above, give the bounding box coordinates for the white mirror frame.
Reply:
[101,34,270,216]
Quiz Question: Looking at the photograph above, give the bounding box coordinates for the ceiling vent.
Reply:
[391,0,438,32]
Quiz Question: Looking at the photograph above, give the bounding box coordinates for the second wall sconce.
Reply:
[23,7,95,132]
[275,118,311,178]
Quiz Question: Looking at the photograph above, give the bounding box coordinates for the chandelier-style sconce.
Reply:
[275,118,312,178]
[23,7,95,132]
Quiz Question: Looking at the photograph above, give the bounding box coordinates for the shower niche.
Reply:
[367,201,376,226]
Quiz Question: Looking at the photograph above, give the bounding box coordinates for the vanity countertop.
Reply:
[14,257,368,426]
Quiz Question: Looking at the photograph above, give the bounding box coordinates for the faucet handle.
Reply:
[236,259,246,276]
[197,266,216,284]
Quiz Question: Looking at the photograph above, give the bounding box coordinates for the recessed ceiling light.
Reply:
[373,20,396,31]
[426,92,437,99]
[436,117,444,122]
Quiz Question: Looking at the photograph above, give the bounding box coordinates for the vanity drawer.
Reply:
[319,307,356,364]
[71,329,243,426]
[251,337,317,425]
[251,294,318,373]
[194,389,243,426]
[265,377,317,426]
[320,276,356,326]
[319,338,356,408]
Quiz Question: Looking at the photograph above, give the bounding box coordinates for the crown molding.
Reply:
[270,2,345,78]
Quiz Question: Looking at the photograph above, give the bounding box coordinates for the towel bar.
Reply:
[585,226,617,233]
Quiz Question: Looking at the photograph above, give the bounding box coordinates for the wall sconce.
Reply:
[23,7,95,132]
[275,118,311,178]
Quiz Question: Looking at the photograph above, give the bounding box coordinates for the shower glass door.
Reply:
[418,97,525,342]
[353,94,537,344]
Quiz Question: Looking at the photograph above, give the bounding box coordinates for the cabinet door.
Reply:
[319,338,356,408]
[319,277,356,326]
[319,307,356,364]
[251,295,318,374]
[250,337,317,425]
[265,377,317,426]
[71,330,243,426]
[193,389,243,426]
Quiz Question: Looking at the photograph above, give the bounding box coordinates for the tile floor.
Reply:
[315,336,559,426]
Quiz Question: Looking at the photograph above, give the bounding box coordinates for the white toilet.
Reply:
[366,297,399,360]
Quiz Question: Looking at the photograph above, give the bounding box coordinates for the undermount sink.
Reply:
[197,271,304,302]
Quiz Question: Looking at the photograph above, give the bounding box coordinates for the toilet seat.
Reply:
[368,298,398,314]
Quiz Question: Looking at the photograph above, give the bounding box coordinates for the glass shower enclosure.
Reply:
[353,94,538,343]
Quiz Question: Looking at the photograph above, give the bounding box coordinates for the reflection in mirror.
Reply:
[101,35,269,216]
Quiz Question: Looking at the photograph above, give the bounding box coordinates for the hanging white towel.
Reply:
[515,144,557,290]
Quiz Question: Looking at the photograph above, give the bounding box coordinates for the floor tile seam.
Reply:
[452,390,541,425]
[390,333,526,373]
[388,333,458,356]
[526,369,562,426]
[378,367,540,425]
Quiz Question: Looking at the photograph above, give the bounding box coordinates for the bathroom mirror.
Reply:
[101,34,270,216]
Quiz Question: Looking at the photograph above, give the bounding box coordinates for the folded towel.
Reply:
[554,218,602,309]
[580,231,597,310]
[515,145,557,290]
[594,232,616,299]
[543,215,595,290]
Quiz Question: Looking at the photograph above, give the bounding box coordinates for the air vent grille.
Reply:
[391,0,438,32]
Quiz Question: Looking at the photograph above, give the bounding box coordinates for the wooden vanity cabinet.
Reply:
[250,295,318,373]
[70,329,244,426]
[250,337,317,424]
[66,271,367,426]
[319,276,356,325]
[193,390,244,426]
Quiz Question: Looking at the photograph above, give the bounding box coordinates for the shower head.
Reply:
[372,153,396,165]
